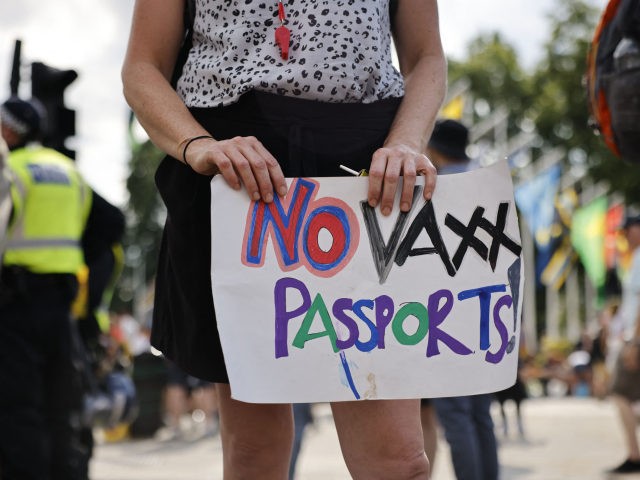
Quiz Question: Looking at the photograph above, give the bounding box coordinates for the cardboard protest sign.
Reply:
[210,160,524,403]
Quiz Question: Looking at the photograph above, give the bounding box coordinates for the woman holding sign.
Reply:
[122,0,445,477]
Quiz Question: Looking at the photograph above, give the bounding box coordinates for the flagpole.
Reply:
[520,217,538,354]
[545,284,560,340]
[565,269,581,343]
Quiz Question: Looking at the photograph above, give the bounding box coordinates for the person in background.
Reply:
[420,399,439,473]
[1,95,129,479]
[0,114,10,245]
[288,403,314,480]
[493,363,527,439]
[591,302,616,399]
[607,213,640,474]
[425,119,500,480]
[121,0,446,478]
[73,188,126,470]
[567,331,595,397]
[160,359,219,441]
[0,96,93,479]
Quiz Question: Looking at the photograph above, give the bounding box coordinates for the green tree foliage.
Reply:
[533,2,598,138]
[126,140,164,235]
[448,32,534,134]
[112,133,165,311]
[536,0,640,205]
[450,0,640,205]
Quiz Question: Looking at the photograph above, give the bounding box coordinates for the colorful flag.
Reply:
[571,196,607,290]
[514,164,562,283]
[541,188,579,289]
[541,238,579,289]
[604,203,624,269]
[440,94,465,120]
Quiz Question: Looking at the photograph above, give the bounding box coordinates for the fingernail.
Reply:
[401,202,409,211]
[278,186,288,197]
[369,198,378,208]
[252,191,261,201]
[382,206,391,216]
[265,193,273,203]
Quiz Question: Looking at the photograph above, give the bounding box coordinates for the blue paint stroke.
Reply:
[339,351,361,400]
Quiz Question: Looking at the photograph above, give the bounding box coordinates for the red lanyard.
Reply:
[275,0,290,60]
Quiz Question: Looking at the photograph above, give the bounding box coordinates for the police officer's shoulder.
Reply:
[10,146,78,171]
[8,146,86,189]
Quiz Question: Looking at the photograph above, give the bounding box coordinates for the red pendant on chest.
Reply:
[275,1,290,60]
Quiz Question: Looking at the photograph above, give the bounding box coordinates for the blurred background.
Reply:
[4,0,640,478]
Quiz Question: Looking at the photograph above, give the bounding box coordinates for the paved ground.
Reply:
[91,396,640,480]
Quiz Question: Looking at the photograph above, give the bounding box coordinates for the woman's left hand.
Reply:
[367,143,437,216]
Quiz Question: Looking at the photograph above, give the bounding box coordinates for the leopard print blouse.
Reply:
[176,0,405,107]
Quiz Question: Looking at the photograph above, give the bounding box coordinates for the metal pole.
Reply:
[10,39,21,95]
[521,218,538,353]
[545,283,560,339]
[565,268,581,342]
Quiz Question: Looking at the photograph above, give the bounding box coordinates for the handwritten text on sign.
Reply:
[211,160,524,403]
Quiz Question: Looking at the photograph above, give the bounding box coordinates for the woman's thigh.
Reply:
[216,383,293,438]
[331,399,428,479]
[215,383,294,473]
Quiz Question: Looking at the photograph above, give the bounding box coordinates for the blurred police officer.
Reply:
[0,96,94,479]
[0,114,10,245]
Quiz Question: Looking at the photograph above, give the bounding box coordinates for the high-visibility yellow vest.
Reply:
[3,147,92,275]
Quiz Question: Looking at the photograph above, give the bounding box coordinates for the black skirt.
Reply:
[152,91,402,383]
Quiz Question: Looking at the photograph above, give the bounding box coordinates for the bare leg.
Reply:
[216,384,293,480]
[190,384,219,436]
[192,384,218,417]
[515,401,525,438]
[164,384,188,431]
[500,402,508,437]
[332,399,429,480]
[420,403,438,468]
[611,394,640,460]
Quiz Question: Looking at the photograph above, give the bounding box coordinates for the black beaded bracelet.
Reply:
[181,135,214,167]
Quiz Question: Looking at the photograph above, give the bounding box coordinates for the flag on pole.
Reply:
[440,94,465,120]
[571,196,607,290]
[541,188,579,289]
[514,164,562,284]
[604,203,624,269]
[540,238,579,289]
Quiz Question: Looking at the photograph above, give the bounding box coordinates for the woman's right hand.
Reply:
[122,0,286,204]
[186,135,288,203]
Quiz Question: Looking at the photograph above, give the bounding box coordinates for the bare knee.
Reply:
[333,399,429,479]
[225,432,292,476]
[380,448,430,480]
[346,444,430,480]
[407,450,432,480]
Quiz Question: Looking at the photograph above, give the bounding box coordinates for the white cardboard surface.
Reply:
[210,160,524,403]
